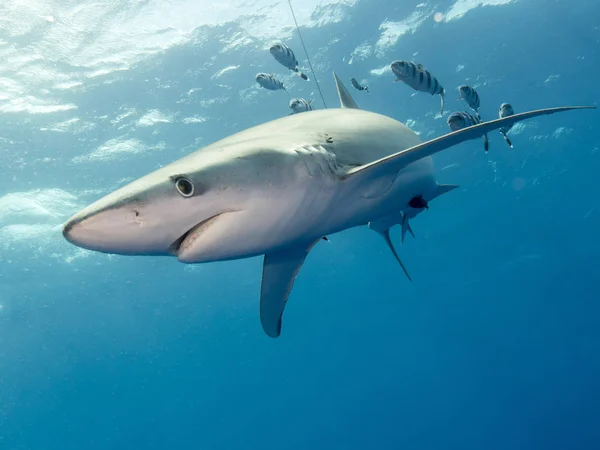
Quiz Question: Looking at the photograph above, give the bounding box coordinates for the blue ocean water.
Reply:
[1,0,599,448]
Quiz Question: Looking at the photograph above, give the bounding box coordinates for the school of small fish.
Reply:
[254,42,516,150]
[386,60,517,152]
[255,42,315,115]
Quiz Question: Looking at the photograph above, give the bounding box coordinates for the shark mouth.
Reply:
[167,213,224,257]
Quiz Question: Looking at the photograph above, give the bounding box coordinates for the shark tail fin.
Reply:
[333,71,360,109]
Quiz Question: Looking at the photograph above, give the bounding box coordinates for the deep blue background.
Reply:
[1,0,599,448]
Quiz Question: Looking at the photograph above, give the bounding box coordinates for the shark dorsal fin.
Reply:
[333,72,359,109]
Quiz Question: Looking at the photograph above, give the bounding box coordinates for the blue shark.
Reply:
[62,72,595,337]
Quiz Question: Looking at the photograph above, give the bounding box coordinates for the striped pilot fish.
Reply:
[289,97,314,114]
[350,77,369,93]
[391,60,445,115]
[457,85,481,118]
[498,103,515,148]
[255,73,288,94]
[269,42,309,80]
[447,111,489,152]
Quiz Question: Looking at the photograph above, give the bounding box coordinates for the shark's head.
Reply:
[61,132,304,266]
[62,123,325,264]
[62,162,235,259]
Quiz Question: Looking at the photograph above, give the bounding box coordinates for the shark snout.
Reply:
[62,217,78,244]
[62,205,182,256]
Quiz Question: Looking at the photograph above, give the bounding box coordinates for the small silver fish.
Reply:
[256,73,288,95]
[391,60,445,115]
[457,85,481,118]
[269,42,309,81]
[289,97,314,114]
[498,103,514,148]
[447,111,489,152]
[350,77,369,93]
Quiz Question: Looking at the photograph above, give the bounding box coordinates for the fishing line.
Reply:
[286,0,328,108]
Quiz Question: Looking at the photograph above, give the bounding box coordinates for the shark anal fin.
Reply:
[343,105,595,180]
[380,229,412,281]
[333,71,360,109]
[260,239,320,338]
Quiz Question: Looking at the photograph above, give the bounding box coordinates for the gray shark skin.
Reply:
[62,72,595,338]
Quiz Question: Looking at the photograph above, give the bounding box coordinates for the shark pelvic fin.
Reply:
[401,213,415,244]
[400,184,458,243]
[342,106,596,181]
[259,238,321,338]
[379,228,412,281]
[333,72,360,109]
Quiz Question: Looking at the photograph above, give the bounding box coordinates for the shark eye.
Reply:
[175,177,194,197]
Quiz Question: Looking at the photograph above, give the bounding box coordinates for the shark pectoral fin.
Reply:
[380,229,412,281]
[260,239,320,338]
[342,106,596,181]
[333,71,360,109]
